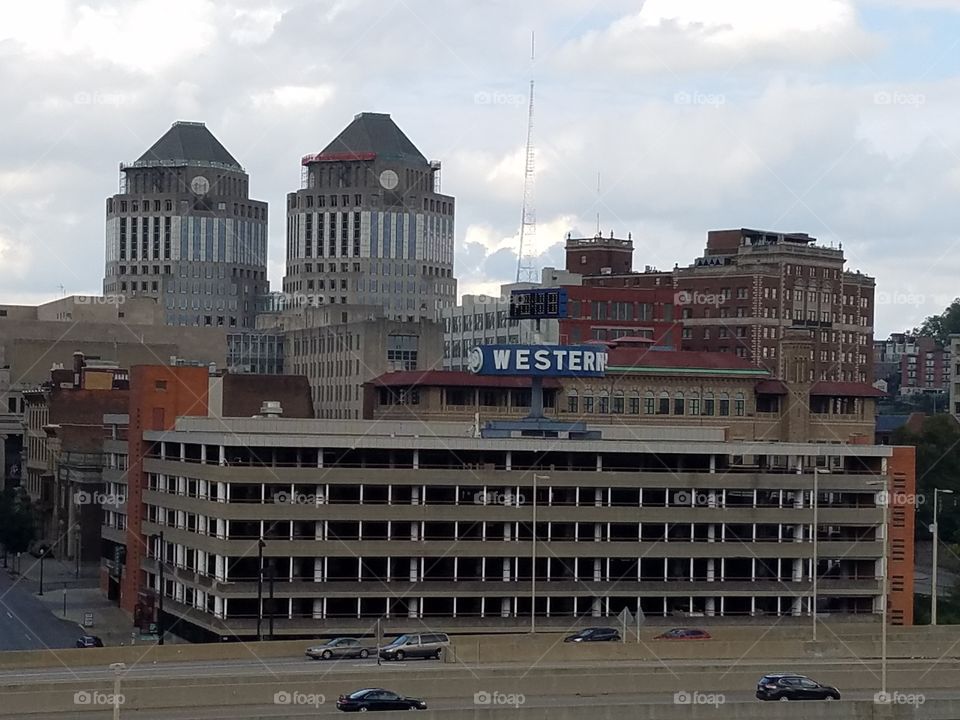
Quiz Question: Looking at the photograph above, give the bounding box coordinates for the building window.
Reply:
[735,393,745,416]
[643,392,655,415]
[584,395,594,413]
[567,393,579,413]
[628,395,640,415]
[612,393,624,414]
[674,393,685,415]
[702,393,715,416]
[657,392,670,415]
[719,393,730,416]
[598,394,609,414]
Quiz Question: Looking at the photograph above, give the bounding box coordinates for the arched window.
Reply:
[702,392,715,416]
[629,393,641,415]
[566,390,579,414]
[643,391,655,415]
[598,391,610,414]
[584,394,595,414]
[674,392,685,415]
[688,392,701,416]
[657,391,670,415]
[719,392,730,416]
[735,392,745,417]
[613,391,625,414]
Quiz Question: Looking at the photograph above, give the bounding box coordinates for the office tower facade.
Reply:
[104,121,269,329]
[283,112,456,321]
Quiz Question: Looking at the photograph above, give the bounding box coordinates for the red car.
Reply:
[655,628,711,640]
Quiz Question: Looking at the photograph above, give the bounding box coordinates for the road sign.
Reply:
[83,612,94,627]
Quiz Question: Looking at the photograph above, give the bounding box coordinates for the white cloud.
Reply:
[251,85,335,109]
[559,0,878,74]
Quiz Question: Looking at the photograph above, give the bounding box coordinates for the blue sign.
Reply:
[468,345,607,377]
[509,288,568,320]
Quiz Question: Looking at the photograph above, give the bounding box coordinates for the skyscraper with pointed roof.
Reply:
[104,121,269,329]
[283,112,456,321]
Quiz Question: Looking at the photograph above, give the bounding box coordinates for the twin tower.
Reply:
[103,113,456,329]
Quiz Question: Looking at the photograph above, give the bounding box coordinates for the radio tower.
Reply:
[515,33,537,283]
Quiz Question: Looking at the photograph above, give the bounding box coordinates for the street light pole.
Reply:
[256,538,265,641]
[38,547,46,596]
[157,531,164,645]
[812,467,818,642]
[867,478,889,698]
[268,560,276,640]
[932,488,954,626]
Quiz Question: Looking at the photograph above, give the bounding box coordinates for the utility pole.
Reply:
[268,560,276,640]
[38,547,46,596]
[256,538,266,641]
[150,531,165,645]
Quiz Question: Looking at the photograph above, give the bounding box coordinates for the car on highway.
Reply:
[563,627,621,643]
[306,637,372,660]
[378,632,448,661]
[75,635,104,648]
[756,673,841,701]
[336,688,427,712]
[655,628,711,640]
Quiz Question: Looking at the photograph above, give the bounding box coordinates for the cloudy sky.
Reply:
[1,0,959,336]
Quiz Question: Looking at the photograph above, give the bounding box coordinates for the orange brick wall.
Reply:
[887,445,917,626]
[120,366,209,614]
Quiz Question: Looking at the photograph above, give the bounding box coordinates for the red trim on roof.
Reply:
[756,380,788,395]
[368,371,560,389]
[810,382,886,398]
[606,347,764,372]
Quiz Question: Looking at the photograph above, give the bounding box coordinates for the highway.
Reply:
[0,569,80,651]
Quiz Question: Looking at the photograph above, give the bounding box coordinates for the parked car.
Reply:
[756,674,841,701]
[76,635,103,648]
[336,688,427,712]
[306,638,372,660]
[378,633,449,661]
[563,627,621,643]
[655,628,711,640]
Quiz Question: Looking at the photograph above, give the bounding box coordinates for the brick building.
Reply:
[570,229,875,384]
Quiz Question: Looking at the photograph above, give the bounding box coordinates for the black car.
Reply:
[336,688,427,712]
[76,635,104,648]
[756,674,840,701]
[563,627,621,643]
[655,628,712,640]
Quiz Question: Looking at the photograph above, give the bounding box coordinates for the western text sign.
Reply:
[469,345,607,377]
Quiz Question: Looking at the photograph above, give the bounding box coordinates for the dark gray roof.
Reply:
[133,121,242,170]
[321,112,427,164]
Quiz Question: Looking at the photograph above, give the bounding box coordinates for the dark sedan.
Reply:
[756,674,841,701]
[563,627,621,643]
[76,635,104,648]
[655,628,711,640]
[336,688,427,712]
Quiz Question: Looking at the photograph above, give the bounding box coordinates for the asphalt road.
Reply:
[0,570,81,651]
[1,654,958,685]
[16,691,960,720]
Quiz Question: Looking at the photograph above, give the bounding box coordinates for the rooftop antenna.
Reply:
[516,31,538,283]
[596,171,601,236]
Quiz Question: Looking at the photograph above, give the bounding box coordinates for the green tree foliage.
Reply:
[914,298,960,346]
[892,414,960,543]
[0,487,36,555]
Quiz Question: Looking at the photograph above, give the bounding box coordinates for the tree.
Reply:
[0,488,36,559]
[914,298,960,346]
[892,414,960,543]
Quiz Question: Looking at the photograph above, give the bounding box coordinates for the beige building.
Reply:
[267,303,442,420]
[369,331,881,445]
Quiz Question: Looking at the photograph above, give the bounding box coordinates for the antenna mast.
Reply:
[516,32,537,283]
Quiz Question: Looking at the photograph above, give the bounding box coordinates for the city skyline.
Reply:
[1,0,959,337]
